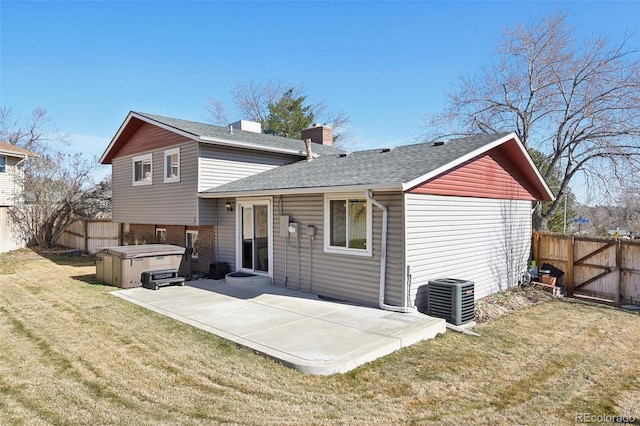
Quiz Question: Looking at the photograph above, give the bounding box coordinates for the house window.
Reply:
[186,230,199,259]
[324,193,372,257]
[156,228,167,244]
[164,148,180,183]
[0,156,5,173]
[132,153,152,185]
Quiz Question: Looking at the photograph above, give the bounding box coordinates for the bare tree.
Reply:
[615,179,640,237]
[1,107,110,248]
[491,193,532,291]
[0,106,70,151]
[422,13,640,230]
[204,79,354,148]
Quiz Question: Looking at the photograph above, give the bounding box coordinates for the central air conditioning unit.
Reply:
[426,278,475,325]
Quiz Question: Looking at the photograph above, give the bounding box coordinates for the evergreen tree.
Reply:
[262,89,314,139]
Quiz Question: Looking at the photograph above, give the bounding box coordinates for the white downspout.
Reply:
[365,190,415,313]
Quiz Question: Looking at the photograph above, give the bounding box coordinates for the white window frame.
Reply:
[323,193,373,257]
[0,156,6,173]
[155,228,167,244]
[132,153,153,186]
[163,148,180,183]
[186,230,199,259]
[235,197,273,276]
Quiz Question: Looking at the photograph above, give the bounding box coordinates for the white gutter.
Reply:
[198,183,402,199]
[199,135,309,157]
[365,189,416,313]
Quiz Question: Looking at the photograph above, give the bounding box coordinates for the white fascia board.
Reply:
[510,136,556,201]
[100,112,201,164]
[134,113,201,140]
[0,150,27,159]
[197,183,402,199]
[401,133,517,191]
[199,135,307,157]
[99,113,131,164]
[401,132,555,201]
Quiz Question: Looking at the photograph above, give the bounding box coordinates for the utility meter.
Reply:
[288,222,298,234]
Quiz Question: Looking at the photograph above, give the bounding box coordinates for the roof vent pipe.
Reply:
[229,125,234,134]
[304,138,313,162]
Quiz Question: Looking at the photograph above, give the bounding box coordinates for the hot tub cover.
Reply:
[96,244,186,259]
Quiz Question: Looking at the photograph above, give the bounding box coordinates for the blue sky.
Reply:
[1,1,639,182]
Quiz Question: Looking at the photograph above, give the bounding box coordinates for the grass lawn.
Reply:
[0,249,638,425]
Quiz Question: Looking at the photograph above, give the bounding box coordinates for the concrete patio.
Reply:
[111,279,446,375]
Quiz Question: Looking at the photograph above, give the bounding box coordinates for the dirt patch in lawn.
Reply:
[0,248,638,425]
[475,284,556,323]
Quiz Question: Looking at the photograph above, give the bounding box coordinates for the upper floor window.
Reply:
[0,156,6,173]
[324,193,372,257]
[132,153,152,186]
[164,148,180,183]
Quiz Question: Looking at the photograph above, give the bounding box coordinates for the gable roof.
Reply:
[100,111,342,164]
[199,132,555,201]
[0,141,39,159]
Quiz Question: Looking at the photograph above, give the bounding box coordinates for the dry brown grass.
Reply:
[474,284,556,323]
[0,248,639,425]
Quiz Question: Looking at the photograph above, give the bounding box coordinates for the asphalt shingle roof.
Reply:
[0,141,39,158]
[136,112,342,156]
[200,133,512,195]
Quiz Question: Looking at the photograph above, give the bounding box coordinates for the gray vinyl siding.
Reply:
[272,191,405,308]
[405,194,532,306]
[198,144,297,192]
[112,142,199,225]
[0,156,20,206]
[211,199,236,271]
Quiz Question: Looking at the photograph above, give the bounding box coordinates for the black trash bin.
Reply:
[542,263,565,279]
[209,262,229,280]
[179,247,193,281]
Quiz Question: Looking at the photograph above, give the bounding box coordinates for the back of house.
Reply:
[101,112,553,312]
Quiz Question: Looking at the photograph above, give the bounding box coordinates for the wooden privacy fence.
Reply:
[532,232,640,305]
[59,219,122,254]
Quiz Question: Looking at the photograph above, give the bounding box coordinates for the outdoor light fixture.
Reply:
[225,201,233,212]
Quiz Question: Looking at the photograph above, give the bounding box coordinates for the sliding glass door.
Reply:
[237,200,271,274]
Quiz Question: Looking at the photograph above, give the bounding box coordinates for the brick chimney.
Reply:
[301,124,333,146]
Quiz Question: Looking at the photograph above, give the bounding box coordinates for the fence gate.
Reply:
[533,233,640,305]
[571,238,620,303]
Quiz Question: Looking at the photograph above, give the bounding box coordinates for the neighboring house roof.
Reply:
[200,132,555,201]
[0,141,39,158]
[100,111,342,164]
